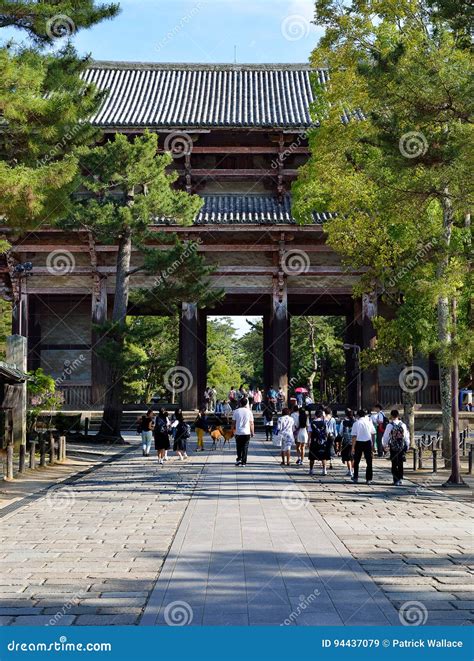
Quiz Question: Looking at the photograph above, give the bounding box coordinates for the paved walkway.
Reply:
[1,434,472,626]
[141,440,398,626]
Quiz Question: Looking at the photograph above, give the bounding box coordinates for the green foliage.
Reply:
[236,319,264,387]
[290,316,346,402]
[293,0,473,377]
[0,0,119,45]
[68,132,204,239]
[27,367,62,432]
[207,318,244,400]
[123,316,179,403]
[0,298,11,359]
[0,2,118,228]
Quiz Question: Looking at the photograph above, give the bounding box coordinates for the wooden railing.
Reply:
[57,383,92,409]
[379,382,441,407]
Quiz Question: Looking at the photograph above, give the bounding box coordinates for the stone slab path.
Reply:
[1,434,472,627]
[141,439,398,626]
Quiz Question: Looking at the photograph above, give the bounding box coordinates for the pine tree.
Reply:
[64,132,217,440]
[0,1,120,227]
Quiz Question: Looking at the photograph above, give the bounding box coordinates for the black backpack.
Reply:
[154,417,168,436]
[177,422,191,439]
[311,419,327,445]
[341,419,353,447]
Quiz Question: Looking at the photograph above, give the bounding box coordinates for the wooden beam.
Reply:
[167,146,309,154]
[185,168,299,177]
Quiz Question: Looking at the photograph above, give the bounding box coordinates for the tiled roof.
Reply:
[192,195,332,225]
[83,62,326,129]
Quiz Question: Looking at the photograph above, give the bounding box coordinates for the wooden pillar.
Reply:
[265,280,290,401]
[6,335,27,472]
[91,276,108,406]
[179,303,206,411]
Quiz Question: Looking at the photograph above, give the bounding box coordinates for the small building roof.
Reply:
[83,62,326,129]
[0,360,27,384]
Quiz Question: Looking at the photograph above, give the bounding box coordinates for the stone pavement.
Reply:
[1,434,472,626]
[0,441,206,626]
[141,440,399,626]
[279,447,474,626]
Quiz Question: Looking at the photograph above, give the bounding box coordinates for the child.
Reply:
[278,407,295,466]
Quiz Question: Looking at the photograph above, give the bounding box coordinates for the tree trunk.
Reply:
[437,188,454,466]
[444,299,464,485]
[402,346,416,447]
[97,226,132,441]
[305,318,318,402]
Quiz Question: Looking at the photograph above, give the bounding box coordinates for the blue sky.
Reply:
[65,0,322,64]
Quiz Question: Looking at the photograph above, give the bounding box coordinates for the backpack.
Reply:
[310,419,327,445]
[341,419,353,447]
[177,421,191,439]
[378,413,389,434]
[136,416,144,434]
[154,417,168,436]
[389,422,406,453]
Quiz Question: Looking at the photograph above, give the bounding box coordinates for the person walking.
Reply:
[154,408,170,466]
[371,403,388,457]
[339,408,355,477]
[278,407,295,466]
[232,397,254,467]
[194,408,209,452]
[351,409,376,484]
[262,401,275,442]
[383,410,410,485]
[276,387,285,413]
[228,386,237,410]
[173,412,190,460]
[295,407,310,465]
[308,409,330,476]
[209,386,217,412]
[253,387,262,412]
[324,407,337,469]
[139,409,154,457]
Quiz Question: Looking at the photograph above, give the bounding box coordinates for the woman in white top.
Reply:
[278,407,295,466]
[294,408,311,465]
